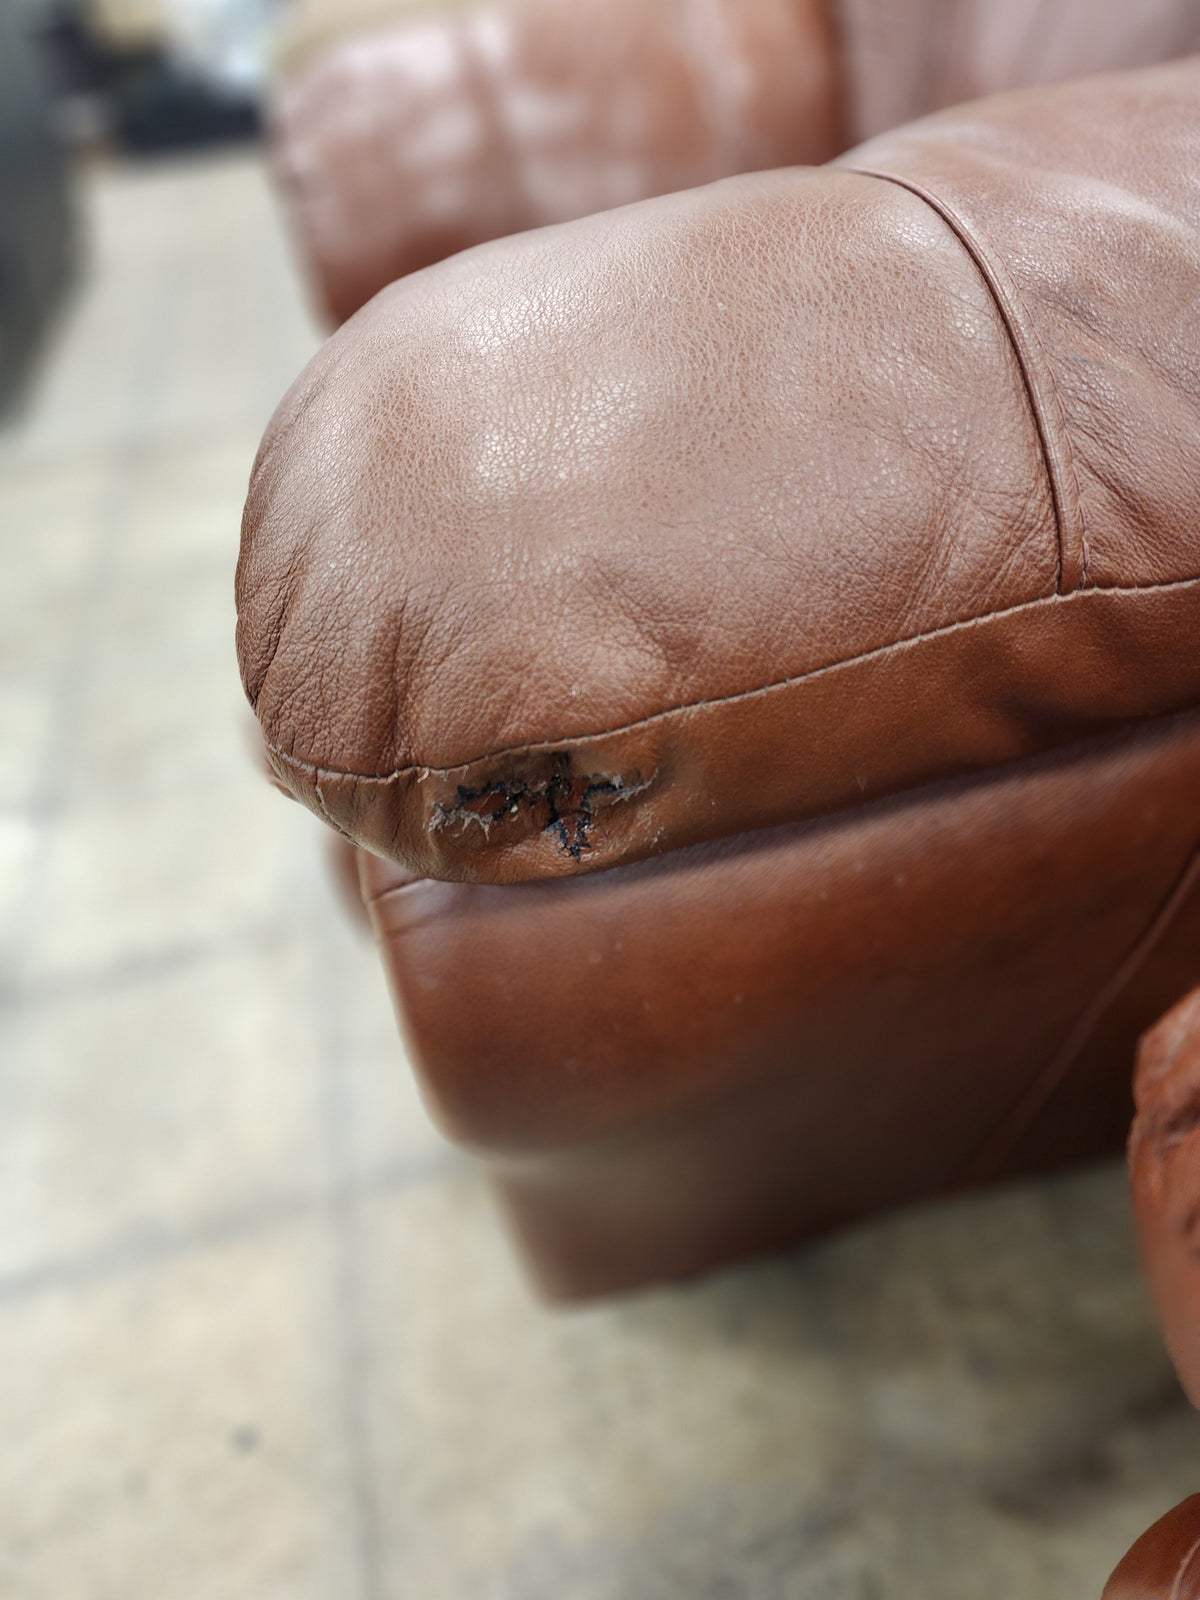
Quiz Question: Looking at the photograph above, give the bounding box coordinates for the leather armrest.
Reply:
[239,60,1200,885]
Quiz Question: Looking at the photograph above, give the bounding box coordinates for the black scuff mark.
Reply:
[430,756,652,859]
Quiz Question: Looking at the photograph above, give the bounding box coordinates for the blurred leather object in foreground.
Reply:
[1100,988,1200,1596]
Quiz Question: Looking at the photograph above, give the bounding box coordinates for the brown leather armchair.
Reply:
[242,3,1200,1591]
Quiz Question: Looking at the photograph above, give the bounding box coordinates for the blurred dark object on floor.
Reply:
[35,0,268,156]
[106,58,260,153]
[0,0,78,417]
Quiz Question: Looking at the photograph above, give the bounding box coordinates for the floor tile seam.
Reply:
[3,326,194,988]
[0,921,298,1009]
[0,418,276,483]
[0,1188,324,1305]
[312,917,387,1600]
[0,1157,454,1309]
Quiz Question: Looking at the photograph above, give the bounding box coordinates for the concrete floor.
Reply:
[0,149,1198,1600]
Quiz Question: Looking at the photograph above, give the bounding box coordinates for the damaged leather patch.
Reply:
[428,752,653,861]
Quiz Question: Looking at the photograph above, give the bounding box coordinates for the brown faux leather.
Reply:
[1104,1494,1200,1600]
[274,0,483,81]
[270,0,842,323]
[240,61,1200,889]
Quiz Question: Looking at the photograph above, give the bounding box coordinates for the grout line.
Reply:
[0,920,293,1010]
[0,1151,457,1309]
[0,1189,319,1305]
[311,914,386,1600]
[0,242,181,985]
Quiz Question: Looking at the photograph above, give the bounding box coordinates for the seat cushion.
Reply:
[359,711,1200,1296]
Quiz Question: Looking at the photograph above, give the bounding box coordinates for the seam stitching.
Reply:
[261,574,1200,785]
[846,164,1089,593]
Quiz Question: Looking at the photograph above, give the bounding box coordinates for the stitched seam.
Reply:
[846,165,1089,593]
[311,769,354,841]
[261,573,1200,784]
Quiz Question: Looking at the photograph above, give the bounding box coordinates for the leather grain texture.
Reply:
[268,0,1200,326]
[245,22,1200,1571]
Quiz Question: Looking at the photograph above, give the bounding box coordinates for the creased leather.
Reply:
[841,62,1200,593]
[239,60,1200,885]
[248,32,1200,1573]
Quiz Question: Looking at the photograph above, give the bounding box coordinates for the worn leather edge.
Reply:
[263,577,1200,882]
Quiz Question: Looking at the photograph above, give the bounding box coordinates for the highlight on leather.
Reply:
[1103,1493,1200,1600]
